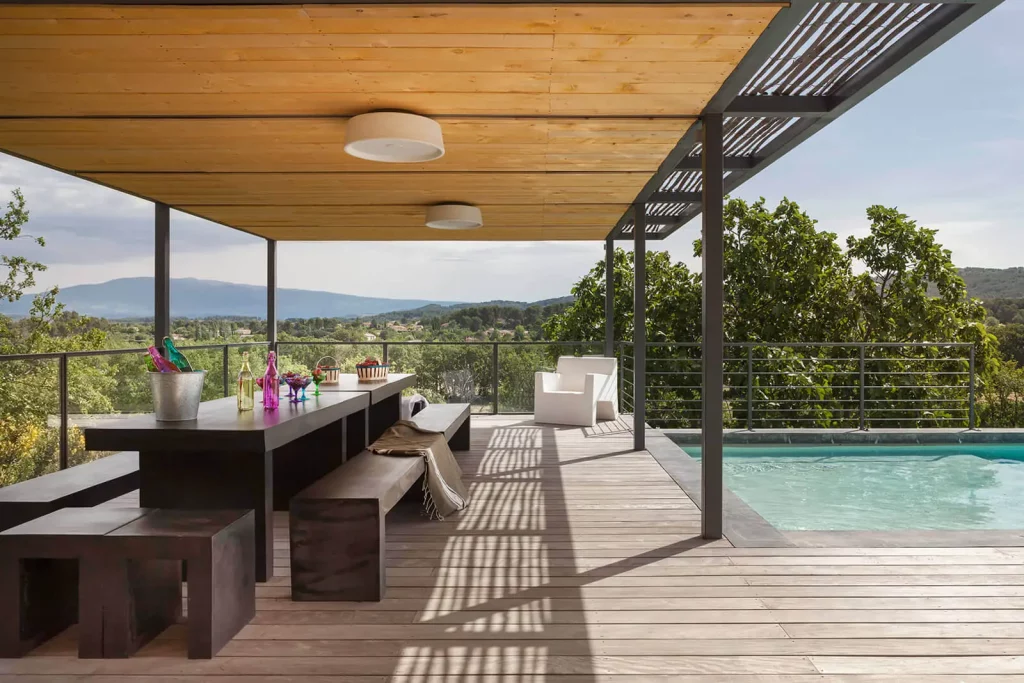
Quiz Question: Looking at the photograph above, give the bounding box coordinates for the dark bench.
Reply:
[408,402,471,452]
[0,507,254,660]
[0,451,140,532]
[289,403,470,602]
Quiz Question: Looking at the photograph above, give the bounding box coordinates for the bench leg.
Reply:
[186,513,255,659]
[83,555,181,659]
[290,500,384,601]
[449,415,471,452]
[0,557,77,658]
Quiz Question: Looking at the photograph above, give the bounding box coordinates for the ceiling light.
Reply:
[426,204,483,230]
[344,112,444,163]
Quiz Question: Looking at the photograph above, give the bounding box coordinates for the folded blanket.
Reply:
[370,420,469,520]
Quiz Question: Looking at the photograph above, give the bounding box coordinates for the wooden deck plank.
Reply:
[3,415,1024,679]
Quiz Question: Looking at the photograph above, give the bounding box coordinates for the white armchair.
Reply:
[534,356,619,427]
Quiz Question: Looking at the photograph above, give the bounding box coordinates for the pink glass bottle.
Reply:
[263,351,279,410]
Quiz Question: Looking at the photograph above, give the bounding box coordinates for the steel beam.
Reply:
[604,237,615,358]
[267,239,277,349]
[725,95,837,117]
[154,202,170,351]
[701,113,724,541]
[632,204,646,452]
[649,191,702,204]
[676,156,758,171]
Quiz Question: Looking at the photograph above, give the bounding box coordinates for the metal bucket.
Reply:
[149,370,207,421]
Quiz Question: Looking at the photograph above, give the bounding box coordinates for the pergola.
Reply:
[0,0,1000,539]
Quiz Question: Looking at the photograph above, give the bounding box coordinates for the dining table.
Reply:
[317,373,417,444]
[83,390,371,582]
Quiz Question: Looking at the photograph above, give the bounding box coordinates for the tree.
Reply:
[847,205,985,343]
[0,190,110,484]
[546,197,990,428]
[0,189,47,304]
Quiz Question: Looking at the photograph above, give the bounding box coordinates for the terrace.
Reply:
[1,0,1020,679]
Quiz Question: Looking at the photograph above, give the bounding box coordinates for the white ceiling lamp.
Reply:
[426,204,483,230]
[344,112,445,163]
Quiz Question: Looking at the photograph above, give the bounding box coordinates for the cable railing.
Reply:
[0,339,977,487]
[620,341,976,430]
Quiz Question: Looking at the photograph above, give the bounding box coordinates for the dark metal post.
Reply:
[382,342,389,365]
[633,204,646,452]
[58,353,68,469]
[746,346,753,430]
[492,343,500,415]
[859,346,866,430]
[267,239,277,353]
[222,345,230,397]
[605,237,615,358]
[701,113,724,540]
[154,202,170,350]
[969,345,976,430]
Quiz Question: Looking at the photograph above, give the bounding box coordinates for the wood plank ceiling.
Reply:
[0,3,782,241]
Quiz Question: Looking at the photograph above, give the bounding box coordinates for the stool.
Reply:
[0,508,153,658]
[100,509,255,659]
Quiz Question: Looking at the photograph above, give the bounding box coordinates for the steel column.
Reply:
[700,113,724,540]
[604,237,615,358]
[492,343,500,415]
[58,353,68,470]
[969,345,976,430]
[859,346,866,430]
[267,239,277,352]
[154,202,170,351]
[633,204,646,452]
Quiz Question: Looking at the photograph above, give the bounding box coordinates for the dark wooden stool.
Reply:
[100,509,255,659]
[0,507,151,658]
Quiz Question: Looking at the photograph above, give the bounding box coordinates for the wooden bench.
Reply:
[408,402,471,452]
[0,507,254,660]
[0,451,140,532]
[289,403,470,602]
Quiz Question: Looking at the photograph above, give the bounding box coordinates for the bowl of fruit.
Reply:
[355,356,389,383]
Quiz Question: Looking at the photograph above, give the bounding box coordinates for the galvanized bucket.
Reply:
[149,370,207,421]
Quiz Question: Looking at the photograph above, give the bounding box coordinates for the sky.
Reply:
[1,1,1021,306]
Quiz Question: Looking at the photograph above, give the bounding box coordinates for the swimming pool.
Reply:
[674,442,1024,531]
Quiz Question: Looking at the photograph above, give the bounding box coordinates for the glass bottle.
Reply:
[263,351,279,410]
[237,352,255,411]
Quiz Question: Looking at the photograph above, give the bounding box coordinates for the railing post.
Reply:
[222,345,230,397]
[969,344,976,430]
[859,345,866,430]
[746,346,753,430]
[492,343,500,415]
[59,353,69,470]
[382,342,389,365]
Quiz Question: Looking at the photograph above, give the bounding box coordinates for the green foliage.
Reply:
[0,188,46,304]
[547,198,990,429]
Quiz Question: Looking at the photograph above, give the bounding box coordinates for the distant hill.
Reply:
[0,278,461,319]
[959,268,1024,299]
[375,296,575,319]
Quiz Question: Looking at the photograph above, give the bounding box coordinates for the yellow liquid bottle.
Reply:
[237,351,255,411]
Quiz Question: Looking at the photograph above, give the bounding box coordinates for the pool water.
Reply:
[677,443,1024,531]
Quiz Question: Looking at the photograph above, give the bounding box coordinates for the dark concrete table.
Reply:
[318,373,417,445]
[83,392,368,582]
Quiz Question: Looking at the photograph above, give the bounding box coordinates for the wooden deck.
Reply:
[4,415,1024,680]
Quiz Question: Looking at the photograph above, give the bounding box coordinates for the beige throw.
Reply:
[369,420,470,520]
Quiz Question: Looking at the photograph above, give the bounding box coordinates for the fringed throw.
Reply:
[369,420,469,520]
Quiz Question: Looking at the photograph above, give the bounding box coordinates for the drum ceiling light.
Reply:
[426,204,483,230]
[344,112,445,163]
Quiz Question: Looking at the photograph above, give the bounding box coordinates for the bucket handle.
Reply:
[316,355,338,369]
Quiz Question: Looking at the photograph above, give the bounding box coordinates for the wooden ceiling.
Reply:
[0,3,783,241]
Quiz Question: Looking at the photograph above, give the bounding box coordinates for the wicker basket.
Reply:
[356,363,390,383]
[315,356,341,385]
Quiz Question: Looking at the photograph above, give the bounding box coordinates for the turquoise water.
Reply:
[677,443,1024,531]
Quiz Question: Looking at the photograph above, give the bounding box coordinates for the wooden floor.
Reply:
[5,415,1024,680]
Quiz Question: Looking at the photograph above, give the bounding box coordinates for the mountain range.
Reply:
[0,277,569,320]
